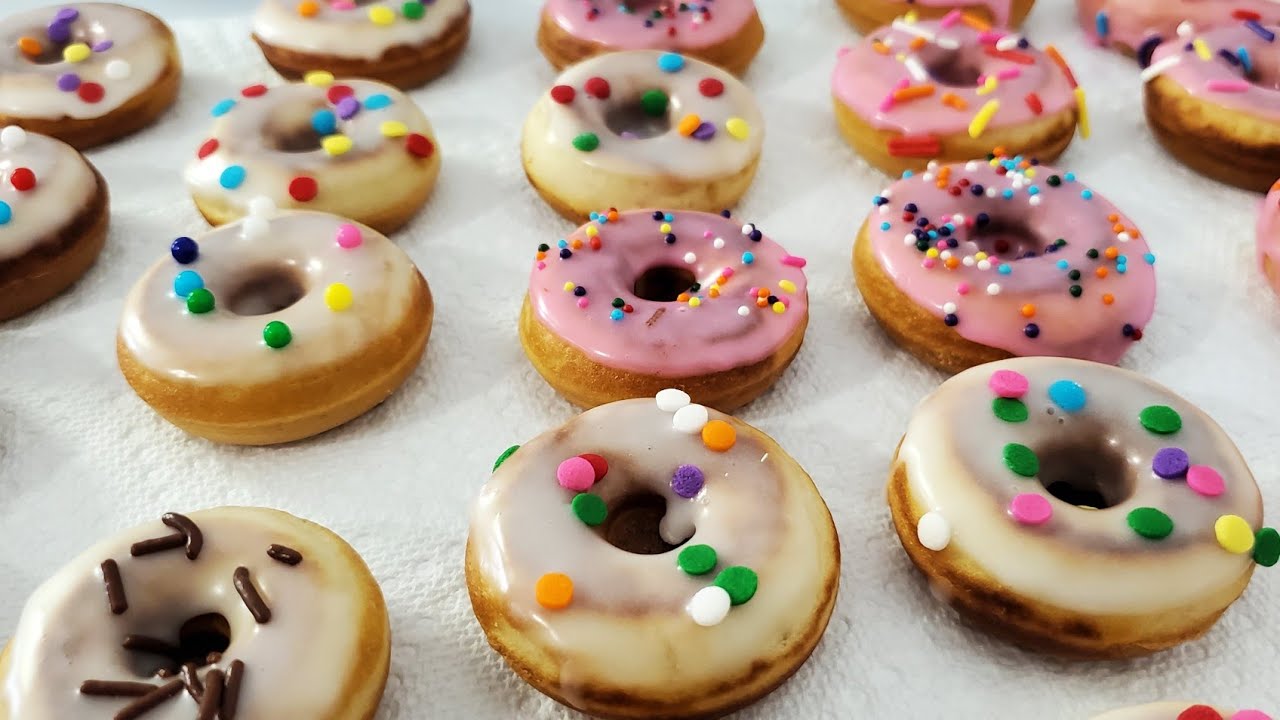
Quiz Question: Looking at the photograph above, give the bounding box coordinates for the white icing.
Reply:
[0,128,96,262]
[251,0,469,61]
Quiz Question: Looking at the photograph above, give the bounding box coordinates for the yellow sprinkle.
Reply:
[1025,168,1037,178]
[660,223,672,233]
[725,117,750,141]
[304,70,335,87]
[975,76,999,96]
[771,301,786,314]
[778,279,797,293]
[324,282,353,311]
[62,42,91,63]
[321,134,353,156]
[379,120,408,138]
[1074,87,1091,139]
[968,100,1000,139]
[1215,515,1255,554]
[904,10,918,22]
[1193,38,1212,60]
[926,248,940,258]
[563,282,575,292]
[585,225,598,238]
[974,251,988,261]
[369,6,396,25]
[688,297,702,308]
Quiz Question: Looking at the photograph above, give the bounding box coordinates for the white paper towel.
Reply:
[2,1,1278,718]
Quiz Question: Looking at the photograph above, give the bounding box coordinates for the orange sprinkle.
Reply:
[17,36,41,56]
[1102,294,1115,305]
[1096,267,1109,278]
[607,210,619,222]
[716,275,727,285]
[677,114,701,137]
[941,92,969,110]
[571,239,583,250]
[992,146,1008,156]
[872,40,891,55]
[536,251,546,261]
[944,257,960,269]
[756,288,769,298]
[708,287,720,298]
[701,420,737,452]
[296,0,319,17]
[756,298,768,308]
[1111,223,1125,233]
[1020,304,1036,318]
[1126,227,1140,238]
[909,36,927,51]
[677,292,691,303]
[893,84,936,102]
[535,573,574,610]
[1107,213,1119,222]
[960,12,991,31]
[1104,247,1119,259]
[1045,44,1079,88]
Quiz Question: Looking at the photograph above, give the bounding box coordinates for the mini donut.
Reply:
[832,15,1086,177]
[0,125,107,321]
[522,50,763,221]
[889,357,1278,658]
[467,391,840,720]
[117,208,433,445]
[836,0,1035,34]
[1094,703,1273,720]
[251,0,471,90]
[1257,180,1280,294]
[521,209,808,411]
[0,3,181,149]
[0,507,390,719]
[1078,0,1280,59]
[1143,22,1280,192]
[537,0,765,76]
[854,155,1156,374]
[185,75,440,234]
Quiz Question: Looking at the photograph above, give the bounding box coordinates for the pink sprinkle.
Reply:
[1231,712,1273,720]
[977,31,1005,44]
[330,0,356,9]
[837,46,851,57]
[988,369,1029,398]
[576,297,589,309]
[939,9,962,28]
[1207,79,1250,93]
[781,255,807,268]
[779,296,791,307]
[537,261,546,270]
[1009,493,1053,525]
[997,68,1021,81]
[956,283,970,295]
[922,258,937,269]
[721,267,734,278]
[879,92,896,113]
[703,230,713,238]
[1186,465,1225,497]
[748,286,759,296]
[976,74,988,86]
[556,457,596,492]
[335,223,362,249]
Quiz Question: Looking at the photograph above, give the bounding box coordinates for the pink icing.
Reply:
[543,0,757,51]
[831,20,1077,136]
[1150,24,1280,120]
[528,209,808,377]
[865,158,1157,363]
[1077,0,1280,52]
[1256,180,1280,295]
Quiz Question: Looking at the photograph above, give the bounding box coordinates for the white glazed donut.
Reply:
[184,75,440,234]
[117,208,433,445]
[0,3,181,148]
[1093,702,1273,720]
[521,50,764,220]
[0,507,390,719]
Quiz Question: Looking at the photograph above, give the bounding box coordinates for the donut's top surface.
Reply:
[899,357,1274,615]
[1147,22,1280,120]
[1078,0,1280,52]
[865,156,1156,363]
[528,209,807,376]
[0,125,96,261]
[252,0,470,61]
[542,0,757,51]
[0,3,173,119]
[1257,180,1280,295]
[1093,702,1271,720]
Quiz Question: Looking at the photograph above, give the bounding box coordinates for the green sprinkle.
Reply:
[571,493,607,526]
[492,445,519,471]
[992,398,1028,423]
[611,297,625,308]
[1069,285,1083,298]
[1086,248,1100,259]
[640,89,669,117]
[1254,527,1280,567]
[572,132,599,152]
[1047,175,1062,187]
[402,1,425,19]
[1139,405,1182,434]
[186,288,214,314]
[1127,507,1174,539]
[1002,443,1038,477]
[1068,269,1081,281]
[713,566,758,605]
[677,544,717,575]
[263,320,292,349]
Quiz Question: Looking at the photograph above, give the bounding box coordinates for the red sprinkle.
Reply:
[197,138,220,159]
[577,453,609,481]
[584,77,610,99]
[1025,92,1044,115]
[10,167,36,192]
[983,48,1036,65]
[326,84,354,104]
[698,78,725,97]
[241,84,268,98]
[1233,10,1262,21]
[288,176,318,202]
[623,304,634,313]
[550,85,576,104]
[589,237,602,250]
[1176,707,1224,720]
[406,133,434,158]
[887,134,941,158]
[77,82,104,103]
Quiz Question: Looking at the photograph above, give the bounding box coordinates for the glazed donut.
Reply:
[1078,0,1280,59]
[117,208,433,445]
[185,75,440,234]
[0,125,107,321]
[0,507,390,719]
[0,3,181,149]
[853,155,1156,374]
[521,209,808,411]
[522,50,763,221]
[889,357,1278,658]
[832,15,1085,177]
[1143,23,1280,192]
[1258,180,1280,294]
[1095,703,1273,720]
[467,391,840,720]
[536,0,765,76]
[836,0,1035,34]
[251,0,471,90]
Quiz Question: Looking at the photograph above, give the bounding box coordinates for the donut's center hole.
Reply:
[598,491,687,555]
[633,265,697,302]
[17,23,109,65]
[968,218,1050,260]
[125,613,231,677]
[1036,439,1133,510]
[226,265,307,316]
[604,97,672,139]
[923,50,984,87]
[1244,51,1280,90]
[263,103,327,153]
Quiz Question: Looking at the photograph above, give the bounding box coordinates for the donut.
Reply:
[836,0,1035,34]
[0,3,181,149]
[251,0,471,90]
[1094,704,1273,720]
[1143,22,1280,192]
[0,507,390,719]
[0,125,107,321]
[522,50,763,221]
[521,209,808,411]
[117,207,433,445]
[889,357,1278,658]
[853,154,1156,374]
[184,75,440,234]
[1078,0,1280,59]
[467,390,840,719]
[1258,180,1280,294]
[832,15,1086,177]
[536,0,765,76]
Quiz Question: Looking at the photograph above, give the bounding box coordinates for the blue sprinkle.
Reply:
[1064,172,1076,182]
[1082,189,1094,200]
[557,239,568,248]
[0,200,10,225]
[311,109,337,136]
[171,237,198,264]
[873,195,888,206]
[997,264,1012,275]
[664,213,674,222]
[211,98,236,117]
[902,170,914,179]
[1056,259,1069,270]
[1245,19,1275,42]
[657,52,686,72]
[880,221,891,231]
[1048,379,1087,412]
[1117,264,1128,274]
[1238,47,1253,75]
[219,165,246,189]
[927,230,938,239]
[589,212,600,221]
[1117,255,1128,264]
[599,216,609,224]
[610,309,624,321]
[742,251,755,264]
[173,270,204,298]
[1095,11,1109,38]
[364,93,393,110]
[1028,186,1040,196]
[1144,252,1156,265]
[1002,189,1014,199]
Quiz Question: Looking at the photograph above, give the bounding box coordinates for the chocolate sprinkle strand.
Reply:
[79,680,157,697]
[101,560,128,615]
[180,662,204,702]
[220,660,244,720]
[130,533,186,557]
[122,634,180,658]
[266,544,303,566]
[113,678,182,720]
[197,669,224,720]
[233,567,271,623]
[161,512,203,560]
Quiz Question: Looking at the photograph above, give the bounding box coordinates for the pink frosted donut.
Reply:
[831,15,1086,176]
[1093,703,1273,720]
[520,208,809,411]
[1078,0,1280,59]
[1258,179,1280,295]
[835,0,1036,34]
[853,155,1157,373]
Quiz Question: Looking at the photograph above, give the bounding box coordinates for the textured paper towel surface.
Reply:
[2,1,1279,718]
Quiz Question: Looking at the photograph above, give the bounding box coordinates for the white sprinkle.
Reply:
[1028,196,1043,206]
[903,234,916,245]
[985,188,998,198]
[951,213,965,224]
[1140,55,1182,83]
[672,404,709,434]
[962,256,975,267]
[741,223,754,235]
[683,252,696,264]
[987,283,1002,295]
[737,305,750,317]
[926,160,939,171]
[0,125,27,150]
[917,511,952,551]
[939,250,952,260]
[1176,20,1194,38]
[1116,232,1131,242]
[942,302,957,314]
[965,161,980,171]
[996,35,1021,51]
[104,59,131,80]
[712,237,725,249]
[248,195,276,218]
[879,205,891,216]
[241,215,269,240]
[922,173,934,182]
[656,388,691,413]
[977,259,992,271]
[687,586,732,626]
[881,189,893,198]
[1011,177,1025,189]
[904,56,929,82]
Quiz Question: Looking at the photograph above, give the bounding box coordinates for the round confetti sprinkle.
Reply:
[336,223,362,249]
[725,117,750,140]
[321,135,353,156]
[916,511,951,551]
[584,76,610,99]
[713,566,758,605]
[1127,507,1174,540]
[406,133,434,157]
[992,397,1028,423]
[1047,379,1086,412]
[677,544,718,575]
[656,388,691,412]
[77,82,104,103]
[699,78,725,97]
[673,404,709,434]
[1140,405,1182,434]
[988,369,1028,398]
[9,167,35,192]
[62,42,90,63]
[288,176,318,202]
[1002,443,1039,477]
[324,282,353,311]
[557,456,596,492]
[640,89,669,116]
[379,120,408,138]
[1009,493,1053,525]
[219,165,246,189]
[56,73,80,92]
[1152,447,1189,479]
[687,586,731,626]
[335,96,361,120]
[186,288,215,314]
[671,464,705,499]
[171,237,198,264]
[657,52,686,72]
[492,445,519,471]
[1253,527,1280,567]
[312,109,337,135]
[1231,713,1273,720]
[701,420,736,452]
[535,573,573,609]
[369,6,395,25]
[263,321,292,349]
[0,201,10,225]
[577,453,608,481]
[365,93,393,110]
[550,84,575,104]
[304,70,335,87]
[402,1,425,20]
[1186,465,1224,497]
[1178,707,1225,720]
[211,98,236,117]
[1215,514,1255,554]
[173,271,203,298]
[572,132,599,152]
[571,493,608,526]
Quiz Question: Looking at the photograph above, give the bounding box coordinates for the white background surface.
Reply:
[2,1,1279,718]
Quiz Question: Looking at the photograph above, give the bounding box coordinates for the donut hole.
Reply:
[262,103,328,153]
[1036,439,1134,510]
[17,23,110,65]
[968,218,1051,260]
[125,613,231,677]
[918,46,984,87]
[633,265,697,302]
[226,265,308,316]
[604,98,673,139]
[597,491,689,555]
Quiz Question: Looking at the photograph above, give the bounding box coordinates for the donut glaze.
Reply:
[0,126,95,264]
[542,0,758,51]
[1145,23,1280,119]
[1094,703,1273,720]
[252,0,470,61]
[1258,180,1280,294]
[1078,0,1280,54]
[860,156,1156,364]
[0,507,390,719]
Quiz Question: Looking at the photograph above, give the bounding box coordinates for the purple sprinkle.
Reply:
[335,96,361,120]
[55,7,80,22]
[92,40,114,52]
[1152,447,1190,479]
[692,122,716,140]
[56,73,81,92]
[619,131,638,140]
[46,19,72,44]
[671,464,705,499]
